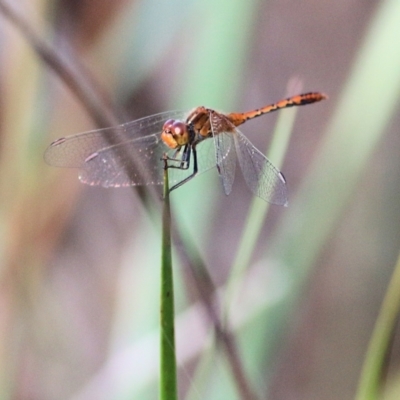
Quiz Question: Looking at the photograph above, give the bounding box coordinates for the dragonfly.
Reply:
[44,92,326,205]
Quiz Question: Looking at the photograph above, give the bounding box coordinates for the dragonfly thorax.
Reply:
[161,119,191,149]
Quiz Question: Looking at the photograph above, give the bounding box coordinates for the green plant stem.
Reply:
[355,252,400,400]
[160,164,177,400]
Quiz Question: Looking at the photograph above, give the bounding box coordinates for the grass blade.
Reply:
[160,161,177,400]
[355,252,400,400]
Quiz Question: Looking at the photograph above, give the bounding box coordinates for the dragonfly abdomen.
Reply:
[228,92,327,127]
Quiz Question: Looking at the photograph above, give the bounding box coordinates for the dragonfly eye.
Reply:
[161,119,189,149]
[162,119,174,133]
[171,121,186,136]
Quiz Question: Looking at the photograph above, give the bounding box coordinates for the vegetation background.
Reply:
[0,0,400,399]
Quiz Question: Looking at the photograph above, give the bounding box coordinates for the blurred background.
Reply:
[0,0,400,399]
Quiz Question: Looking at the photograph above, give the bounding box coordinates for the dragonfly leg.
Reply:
[169,146,198,192]
[165,145,191,170]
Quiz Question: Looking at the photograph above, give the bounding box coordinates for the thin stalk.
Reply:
[355,252,400,400]
[160,160,177,400]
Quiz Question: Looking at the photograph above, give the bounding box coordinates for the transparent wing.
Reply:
[77,132,219,187]
[44,110,185,168]
[234,130,288,205]
[44,110,219,187]
[210,112,236,195]
[79,134,165,187]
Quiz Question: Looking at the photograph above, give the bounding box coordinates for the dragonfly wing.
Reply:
[78,133,219,188]
[44,111,191,187]
[44,110,186,168]
[210,112,236,195]
[79,134,219,187]
[79,134,166,187]
[213,132,236,195]
[234,131,288,205]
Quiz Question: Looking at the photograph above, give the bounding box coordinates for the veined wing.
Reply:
[79,133,165,187]
[234,130,288,205]
[44,110,222,187]
[210,111,237,195]
[77,131,220,187]
[44,110,185,168]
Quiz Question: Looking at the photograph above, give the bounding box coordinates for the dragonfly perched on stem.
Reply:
[44,92,326,205]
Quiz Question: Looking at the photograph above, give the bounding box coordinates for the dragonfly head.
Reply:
[161,119,190,149]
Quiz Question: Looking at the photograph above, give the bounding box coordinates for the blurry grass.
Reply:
[92,0,200,102]
[356,251,400,400]
[0,3,51,396]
